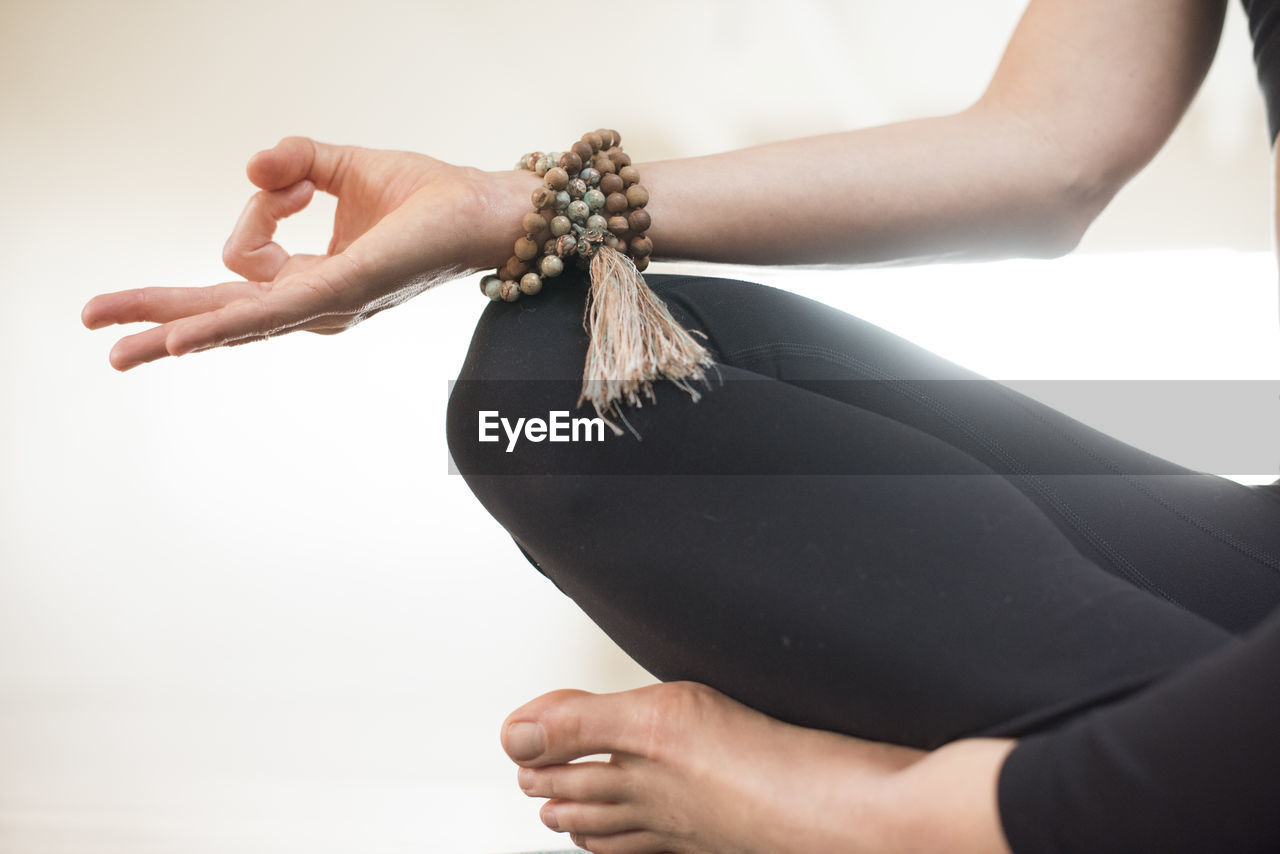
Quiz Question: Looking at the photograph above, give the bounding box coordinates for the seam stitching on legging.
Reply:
[722,340,1176,604]
[998,386,1280,576]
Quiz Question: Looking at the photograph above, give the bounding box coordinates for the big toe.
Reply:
[502,686,668,768]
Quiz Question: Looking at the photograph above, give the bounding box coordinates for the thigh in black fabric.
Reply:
[650,274,1280,633]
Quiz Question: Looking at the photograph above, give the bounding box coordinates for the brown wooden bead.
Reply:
[532,186,556,209]
[544,166,569,190]
[602,129,621,147]
[628,209,652,233]
[613,151,631,168]
[571,140,594,161]
[633,256,649,273]
[596,128,616,148]
[605,192,629,214]
[625,183,649,208]
[594,155,615,174]
[504,256,531,280]
[614,237,628,255]
[600,172,624,195]
[523,211,549,234]
[558,151,583,175]
[629,235,653,258]
[583,131,603,152]
[543,237,559,255]
[618,165,640,187]
[514,236,539,261]
[607,215,630,235]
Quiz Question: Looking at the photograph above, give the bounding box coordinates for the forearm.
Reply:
[643,105,1104,267]
[473,103,1107,274]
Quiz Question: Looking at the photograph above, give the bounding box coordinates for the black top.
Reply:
[996,10,1280,851]
[1243,0,1280,140]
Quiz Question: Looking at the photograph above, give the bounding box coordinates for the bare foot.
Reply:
[500,681,933,854]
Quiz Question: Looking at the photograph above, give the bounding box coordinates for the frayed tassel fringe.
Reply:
[579,247,717,438]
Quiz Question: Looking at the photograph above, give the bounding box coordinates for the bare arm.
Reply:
[476,0,1228,267]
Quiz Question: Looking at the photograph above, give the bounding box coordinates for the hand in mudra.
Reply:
[82,136,524,370]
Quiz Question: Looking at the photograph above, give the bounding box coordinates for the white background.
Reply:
[2,1,1279,852]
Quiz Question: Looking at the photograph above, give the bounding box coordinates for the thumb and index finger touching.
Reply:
[83,136,365,369]
[222,136,358,282]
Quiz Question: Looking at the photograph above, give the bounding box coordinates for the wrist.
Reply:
[462,166,543,271]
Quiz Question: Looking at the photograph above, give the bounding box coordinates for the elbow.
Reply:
[967,98,1134,260]
[1016,158,1125,260]
[1022,193,1102,259]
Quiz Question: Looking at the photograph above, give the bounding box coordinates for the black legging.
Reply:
[445,271,1280,850]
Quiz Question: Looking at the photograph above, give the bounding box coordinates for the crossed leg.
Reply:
[446,271,1280,852]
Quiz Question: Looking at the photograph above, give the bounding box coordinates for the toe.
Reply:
[502,683,705,767]
[542,799,642,836]
[519,760,630,802]
[502,687,646,766]
[568,829,672,854]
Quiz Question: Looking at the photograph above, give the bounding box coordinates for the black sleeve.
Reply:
[997,606,1280,854]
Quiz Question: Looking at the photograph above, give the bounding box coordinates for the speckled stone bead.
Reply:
[532,186,556,209]
[500,279,521,301]
[580,167,600,186]
[567,199,590,222]
[568,178,588,199]
[540,255,564,277]
[550,215,572,237]
[514,236,539,261]
[618,165,640,187]
[605,192,629,214]
[600,172,624,195]
[520,272,543,295]
[584,188,607,211]
[480,274,503,298]
[555,234,577,257]
[534,155,551,176]
[523,211,548,234]
[628,208,651,233]
[586,213,609,231]
[554,190,571,211]
[625,184,649,208]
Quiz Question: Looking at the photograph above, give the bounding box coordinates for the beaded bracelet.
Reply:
[480,129,715,438]
[478,128,650,302]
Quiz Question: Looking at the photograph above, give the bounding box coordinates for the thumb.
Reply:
[246,135,359,194]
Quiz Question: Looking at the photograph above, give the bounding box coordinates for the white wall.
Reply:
[2,2,1278,852]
